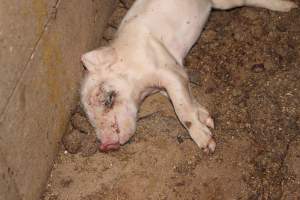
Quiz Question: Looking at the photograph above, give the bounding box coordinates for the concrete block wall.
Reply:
[0,0,116,199]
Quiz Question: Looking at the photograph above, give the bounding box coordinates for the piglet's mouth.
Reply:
[99,142,120,152]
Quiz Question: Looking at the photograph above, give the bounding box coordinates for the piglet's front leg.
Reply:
[158,69,216,153]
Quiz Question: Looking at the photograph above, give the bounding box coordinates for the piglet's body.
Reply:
[81,0,297,152]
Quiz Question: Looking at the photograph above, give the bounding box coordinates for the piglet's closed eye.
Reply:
[89,85,117,108]
[81,46,117,73]
[104,91,117,108]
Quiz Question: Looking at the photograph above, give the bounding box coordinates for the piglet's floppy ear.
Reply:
[81,46,117,73]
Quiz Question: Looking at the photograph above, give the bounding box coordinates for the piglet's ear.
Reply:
[81,46,117,73]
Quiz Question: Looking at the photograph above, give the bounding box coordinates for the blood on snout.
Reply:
[111,117,120,133]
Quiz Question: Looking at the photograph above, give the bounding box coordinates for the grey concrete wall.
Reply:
[0,0,116,200]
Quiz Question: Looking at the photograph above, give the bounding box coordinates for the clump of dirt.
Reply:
[62,129,82,154]
[62,111,98,157]
[42,0,300,200]
[71,112,94,134]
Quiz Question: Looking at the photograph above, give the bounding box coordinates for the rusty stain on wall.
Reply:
[32,0,48,35]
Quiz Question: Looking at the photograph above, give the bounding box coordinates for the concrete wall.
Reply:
[0,0,116,199]
[0,151,22,200]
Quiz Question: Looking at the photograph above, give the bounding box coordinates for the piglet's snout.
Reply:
[99,142,120,152]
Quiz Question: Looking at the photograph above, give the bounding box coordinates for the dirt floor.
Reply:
[42,0,300,199]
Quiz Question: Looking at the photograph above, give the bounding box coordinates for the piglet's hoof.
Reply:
[202,138,216,154]
[99,142,120,152]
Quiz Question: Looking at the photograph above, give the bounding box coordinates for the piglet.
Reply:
[80,0,297,152]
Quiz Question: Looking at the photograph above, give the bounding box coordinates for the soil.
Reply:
[42,0,300,199]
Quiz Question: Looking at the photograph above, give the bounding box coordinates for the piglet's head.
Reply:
[80,46,137,152]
